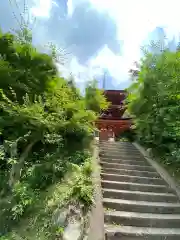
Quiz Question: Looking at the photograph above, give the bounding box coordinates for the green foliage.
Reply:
[116,129,136,142]
[12,182,36,220]
[0,30,58,103]
[127,45,180,172]
[1,156,93,240]
[0,28,105,236]
[67,150,91,165]
[70,159,93,208]
[85,80,109,114]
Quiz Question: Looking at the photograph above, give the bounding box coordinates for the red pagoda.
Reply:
[95,90,131,141]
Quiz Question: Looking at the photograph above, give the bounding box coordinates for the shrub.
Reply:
[127,46,180,172]
[70,159,93,208]
[0,28,107,235]
[12,182,36,220]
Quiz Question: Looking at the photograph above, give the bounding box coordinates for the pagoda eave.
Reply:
[95,119,131,134]
[96,90,132,140]
[96,118,131,125]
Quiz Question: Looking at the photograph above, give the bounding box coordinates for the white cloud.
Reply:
[67,0,73,17]
[57,57,103,83]
[67,0,86,17]
[52,1,59,8]
[30,0,53,18]
[31,0,180,89]
[88,0,180,86]
[89,46,129,83]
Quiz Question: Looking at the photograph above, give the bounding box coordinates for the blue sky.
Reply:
[1,0,180,90]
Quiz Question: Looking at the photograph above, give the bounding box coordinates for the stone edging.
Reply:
[133,142,180,200]
[87,140,105,240]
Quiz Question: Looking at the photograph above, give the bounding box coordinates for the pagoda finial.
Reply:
[103,70,107,89]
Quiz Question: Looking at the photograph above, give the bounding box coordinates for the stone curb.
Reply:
[133,142,180,200]
[88,140,105,240]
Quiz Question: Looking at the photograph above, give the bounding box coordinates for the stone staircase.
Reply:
[99,141,180,240]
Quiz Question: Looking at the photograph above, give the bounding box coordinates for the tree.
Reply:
[0,29,97,194]
[85,80,109,114]
[129,61,140,79]
[127,46,180,168]
[0,30,58,103]
[0,14,99,236]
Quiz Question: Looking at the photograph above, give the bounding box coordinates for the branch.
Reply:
[9,140,37,188]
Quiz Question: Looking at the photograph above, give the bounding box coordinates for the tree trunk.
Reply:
[9,141,36,188]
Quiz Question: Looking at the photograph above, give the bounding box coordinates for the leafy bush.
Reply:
[69,159,93,208]
[0,27,107,235]
[116,129,136,142]
[0,30,58,103]
[11,182,36,220]
[127,45,180,172]
[85,80,109,114]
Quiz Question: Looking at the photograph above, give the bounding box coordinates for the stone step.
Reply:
[100,144,139,149]
[100,145,139,150]
[99,152,144,161]
[101,157,145,163]
[103,198,180,214]
[102,167,159,178]
[100,140,135,144]
[101,173,165,185]
[100,149,142,154]
[100,162,155,171]
[99,146,137,151]
[100,140,132,143]
[100,141,132,145]
[104,210,180,228]
[105,225,180,240]
[101,158,150,166]
[100,147,139,153]
[101,180,172,193]
[98,141,180,239]
[102,188,178,202]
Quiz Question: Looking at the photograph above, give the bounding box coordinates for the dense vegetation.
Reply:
[0,29,108,238]
[128,43,180,175]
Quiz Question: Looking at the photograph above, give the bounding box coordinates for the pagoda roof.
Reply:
[104,89,127,105]
[104,89,126,94]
